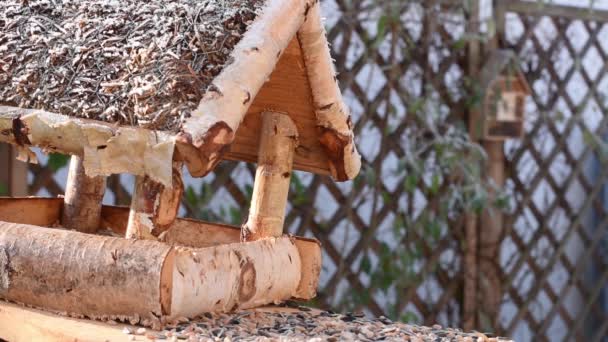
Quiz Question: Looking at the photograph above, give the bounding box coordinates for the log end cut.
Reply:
[175,122,234,178]
[168,237,302,318]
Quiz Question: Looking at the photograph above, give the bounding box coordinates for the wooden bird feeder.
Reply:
[0,0,360,331]
[471,49,531,141]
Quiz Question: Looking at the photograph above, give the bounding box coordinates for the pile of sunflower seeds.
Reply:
[121,305,513,342]
[0,0,263,131]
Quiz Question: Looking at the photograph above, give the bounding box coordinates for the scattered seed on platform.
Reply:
[110,306,515,342]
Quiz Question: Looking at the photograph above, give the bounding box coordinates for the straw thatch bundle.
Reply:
[0,0,263,131]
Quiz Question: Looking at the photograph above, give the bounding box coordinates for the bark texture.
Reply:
[169,237,301,318]
[0,221,306,324]
[0,221,169,325]
[297,2,361,181]
[0,106,175,186]
[176,0,311,177]
[94,203,323,299]
[62,155,106,233]
[126,163,183,240]
[242,112,297,241]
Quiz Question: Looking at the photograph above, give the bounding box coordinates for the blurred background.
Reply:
[2,0,608,341]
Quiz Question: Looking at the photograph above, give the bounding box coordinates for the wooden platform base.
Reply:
[0,300,309,342]
[0,301,131,342]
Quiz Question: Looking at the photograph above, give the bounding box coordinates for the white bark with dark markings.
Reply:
[126,162,183,240]
[242,112,297,241]
[175,0,312,178]
[0,221,303,324]
[297,2,361,181]
[169,237,301,317]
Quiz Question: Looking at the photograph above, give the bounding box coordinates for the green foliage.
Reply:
[290,173,309,206]
[0,182,8,196]
[47,153,69,172]
[584,130,608,164]
[374,15,388,47]
[183,182,246,225]
[335,1,512,319]
[340,95,510,321]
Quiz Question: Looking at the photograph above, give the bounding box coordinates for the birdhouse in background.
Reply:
[472,49,531,141]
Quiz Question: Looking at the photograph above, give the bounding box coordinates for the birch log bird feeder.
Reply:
[0,0,360,331]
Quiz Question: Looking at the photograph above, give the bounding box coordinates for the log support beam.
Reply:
[242,111,298,241]
[61,156,106,233]
[126,163,183,240]
[0,221,305,325]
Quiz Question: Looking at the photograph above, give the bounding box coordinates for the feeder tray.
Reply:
[0,0,361,333]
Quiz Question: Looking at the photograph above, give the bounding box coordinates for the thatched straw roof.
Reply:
[0,0,263,131]
[0,0,361,184]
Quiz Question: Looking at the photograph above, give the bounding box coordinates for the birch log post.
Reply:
[61,156,106,233]
[479,141,505,328]
[126,162,183,240]
[241,112,298,241]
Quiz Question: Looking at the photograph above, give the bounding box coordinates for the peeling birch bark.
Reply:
[176,0,311,177]
[297,2,361,181]
[0,107,175,186]
[125,175,159,240]
[61,156,106,233]
[242,112,297,241]
[126,163,183,239]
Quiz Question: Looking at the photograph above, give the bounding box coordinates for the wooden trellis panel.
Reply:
[497,1,608,341]
[294,0,470,325]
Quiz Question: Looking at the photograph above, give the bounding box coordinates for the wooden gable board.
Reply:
[225,38,329,176]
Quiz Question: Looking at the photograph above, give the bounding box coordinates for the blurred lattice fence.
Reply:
[4,1,608,341]
[498,1,608,341]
